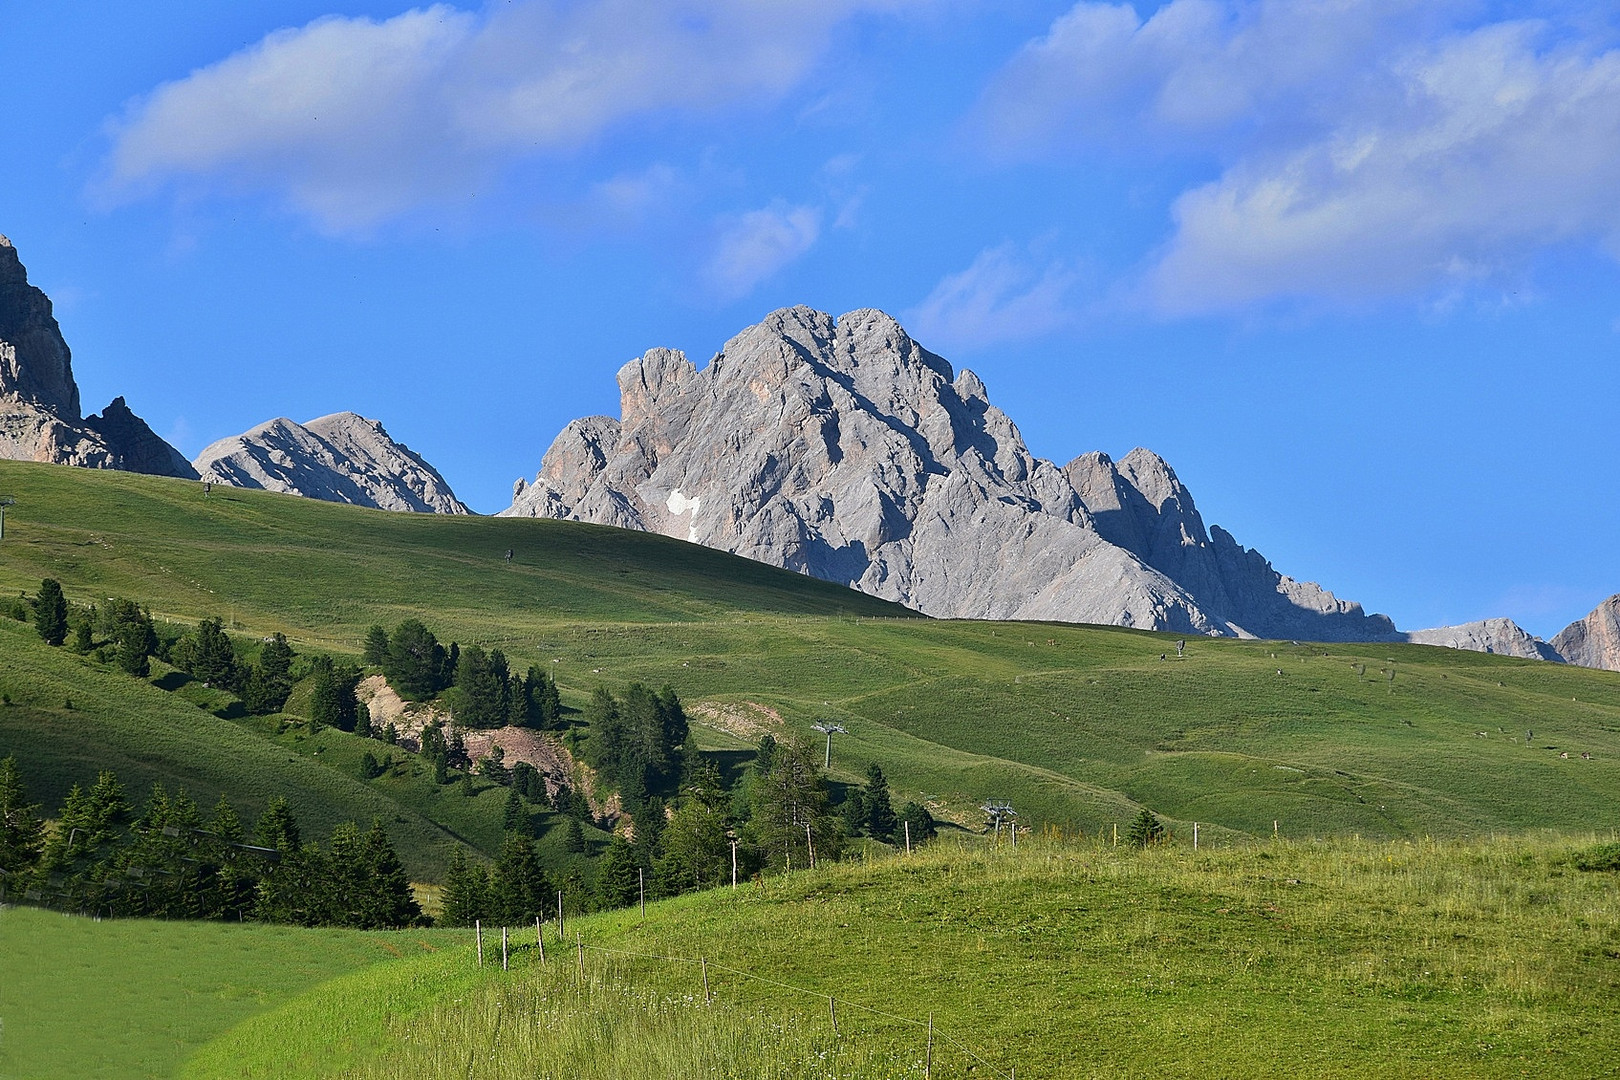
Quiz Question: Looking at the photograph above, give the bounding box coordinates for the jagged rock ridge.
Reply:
[1552,596,1620,672]
[1405,618,1564,662]
[194,412,468,514]
[0,234,195,478]
[502,306,1400,639]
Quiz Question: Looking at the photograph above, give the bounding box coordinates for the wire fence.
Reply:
[474,917,1018,1079]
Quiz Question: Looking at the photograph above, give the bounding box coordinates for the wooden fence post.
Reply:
[926,1013,933,1079]
[701,957,711,1004]
[537,916,545,964]
[475,920,483,966]
[576,933,584,981]
[502,926,509,971]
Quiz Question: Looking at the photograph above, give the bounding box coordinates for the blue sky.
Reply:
[2,0,1616,637]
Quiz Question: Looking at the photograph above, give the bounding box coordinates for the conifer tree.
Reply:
[1125,808,1165,849]
[71,611,94,653]
[362,625,390,666]
[357,819,421,929]
[593,834,640,910]
[491,832,550,923]
[33,578,67,646]
[653,761,730,896]
[383,619,441,699]
[256,796,302,852]
[503,785,526,834]
[0,755,45,877]
[115,611,157,677]
[862,763,898,842]
[441,850,490,927]
[563,816,587,854]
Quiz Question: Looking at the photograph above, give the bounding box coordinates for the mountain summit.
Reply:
[502,306,1399,640]
[0,235,194,477]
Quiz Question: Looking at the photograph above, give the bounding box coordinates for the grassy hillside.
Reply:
[0,904,463,1080]
[3,459,1619,857]
[183,834,1620,1078]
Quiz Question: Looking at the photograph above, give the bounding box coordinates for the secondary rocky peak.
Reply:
[1406,618,1564,661]
[0,233,79,417]
[504,305,1401,642]
[0,233,194,478]
[194,412,468,514]
[1552,595,1620,672]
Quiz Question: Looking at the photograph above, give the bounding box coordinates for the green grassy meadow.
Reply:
[3,459,1617,858]
[0,903,464,1080]
[183,833,1620,1079]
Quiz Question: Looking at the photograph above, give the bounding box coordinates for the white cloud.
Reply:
[705,202,823,300]
[102,0,930,231]
[976,2,1620,311]
[905,244,1077,351]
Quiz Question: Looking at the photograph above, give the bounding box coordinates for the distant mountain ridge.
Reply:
[501,306,1401,640]
[0,235,194,478]
[193,413,467,514]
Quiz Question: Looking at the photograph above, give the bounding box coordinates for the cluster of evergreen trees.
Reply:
[363,620,560,729]
[0,757,420,927]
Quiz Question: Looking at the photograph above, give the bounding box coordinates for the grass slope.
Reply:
[0,904,463,1080]
[184,834,1620,1079]
[3,460,1619,852]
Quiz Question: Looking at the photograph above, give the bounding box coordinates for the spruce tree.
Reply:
[70,612,94,653]
[115,612,157,677]
[357,819,421,929]
[1125,808,1165,849]
[441,851,489,927]
[362,625,390,666]
[563,816,587,854]
[0,755,45,876]
[491,832,550,923]
[898,801,936,845]
[503,785,526,834]
[593,835,640,910]
[383,620,440,699]
[862,763,898,842]
[33,578,68,646]
[256,796,302,852]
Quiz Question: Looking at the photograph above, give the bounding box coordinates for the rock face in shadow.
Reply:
[1405,618,1564,661]
[193,412,468,514]
[1552,596,1620,672]
[503,305,1400,640]
[0,234,196,478]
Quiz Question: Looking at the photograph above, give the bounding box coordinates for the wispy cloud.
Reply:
[974,1,1620,312]
[101,0,933,232]
[705,202,823,301]
[905,244,1077,351]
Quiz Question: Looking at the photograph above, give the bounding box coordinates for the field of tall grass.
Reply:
[186,832,1620,1078]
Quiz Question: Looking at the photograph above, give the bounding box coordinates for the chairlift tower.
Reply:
[0,496,13,542]
[811,721,846,769]
[981,800,1017,841]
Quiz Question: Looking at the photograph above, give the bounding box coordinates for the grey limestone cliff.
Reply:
[503,306,1399,640]
[0,234,195,478]
[1405,618,1564,661]
[1551,595,1620,672]
[194,412,468,514]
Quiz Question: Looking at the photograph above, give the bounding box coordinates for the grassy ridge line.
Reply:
[0,618,488,878]
[0,904,464,1080]
[184,834,1620,1079]
[0,461,911,648]
[4,460,1620,840]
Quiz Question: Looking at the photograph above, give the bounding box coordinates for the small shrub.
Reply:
[1573,843,1620,872]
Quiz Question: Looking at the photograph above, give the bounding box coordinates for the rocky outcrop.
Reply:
[1552,596,1620,672]
[502,306,1399,640]
[1405,618,1564,661]
[194,412,468,514]
[0,234,195,478]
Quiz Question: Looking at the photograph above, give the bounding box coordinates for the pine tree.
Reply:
[503,785,526,834]
[184,617,238,686]
[746,737,838,871]
[491,832,550,923]
[383,620,441,700]
[356,819,421,929]
[362,625,390,666]
[256,796,302,852]
[70,611,94,653]
[115,612,157,677]
[653,761,730,896]
[1125,808,1165,849]
[862,763,898,842]
[441,851,490,927]
[593,834,640,910]
[0,755,45,877]
[898,801,936,845]
[563,816,587,854]
[33,578,68,646]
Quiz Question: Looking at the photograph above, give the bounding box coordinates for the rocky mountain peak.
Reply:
[1552,595,1620,672]
[0,233,80,417]
[193,411,467,514]
[503,305,1401,641]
